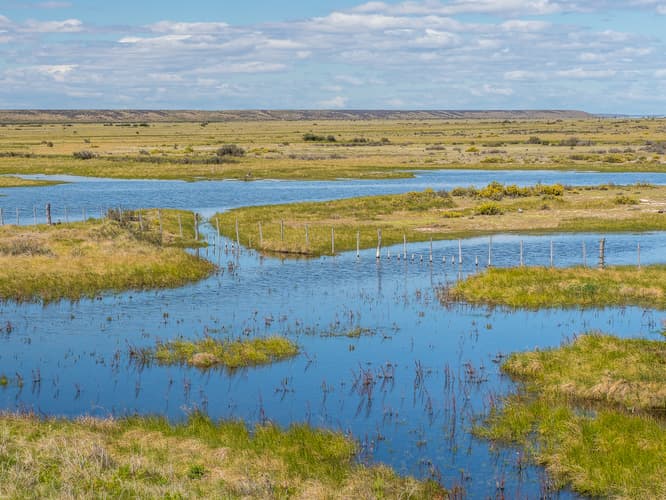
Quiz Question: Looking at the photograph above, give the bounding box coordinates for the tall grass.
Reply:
[0,412,446,498]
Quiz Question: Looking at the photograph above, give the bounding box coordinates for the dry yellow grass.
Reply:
[0,210,214,302]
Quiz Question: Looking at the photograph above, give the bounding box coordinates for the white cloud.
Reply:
[557,68,617,78]
[34,64,77,82]
[23,18,82,33]
[471,84,514,96]
[148,21,229,34]
[318,96,349,108]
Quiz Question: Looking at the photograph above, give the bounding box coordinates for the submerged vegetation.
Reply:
[477,333,666,498]
[0,117,665,181]
[447,265,666,309]
[0,210,213,302]
[214,184,666,256]
[132,336,299,369]
[0,412,445,499]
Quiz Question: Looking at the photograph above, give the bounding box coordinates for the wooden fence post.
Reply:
[194,213,200,241]
[235,218,240,249]
[376,229,382,259]
[46,203,52,225]
[598,238,606,270]
[403,234,407,260]
[458,239,462,265]
[0,208,3,225]
[356,230,360,259]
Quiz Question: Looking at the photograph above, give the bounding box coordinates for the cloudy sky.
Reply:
[1,1,665,113]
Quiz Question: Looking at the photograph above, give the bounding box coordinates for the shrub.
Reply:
[475,202,503,216]
[527,136,542,144]
[614,195,639,205]
[216,144,245,157]
[72,150,97,160]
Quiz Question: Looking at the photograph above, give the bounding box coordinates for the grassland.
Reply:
[0,175,62,188]
[0,117,664,181]
[212,183,666,256]
[446,265,666,309]
[0,412,445,499]
[0,210,213,302]
[132,336,299,369]
[476,333,666,498]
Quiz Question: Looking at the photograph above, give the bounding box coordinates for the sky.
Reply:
[0,1,665,113]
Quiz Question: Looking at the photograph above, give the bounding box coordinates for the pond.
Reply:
[1,170,665,498]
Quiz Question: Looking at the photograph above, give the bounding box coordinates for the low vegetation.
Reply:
[446,265,666,309]
[0,175,62,188]
[214,184,666,256]
[0,412,445,498]
[132,336,299,369]
[0,117,664,182]
[476,333,666,498]
[0,210,213,302]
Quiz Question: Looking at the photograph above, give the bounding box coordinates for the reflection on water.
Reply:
[0,172,665,497]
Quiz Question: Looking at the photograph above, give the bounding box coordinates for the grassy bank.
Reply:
[213,183,666,256]
[0,175,63,188]
[132,336,299,369]
[0,118,664,181]
[0,210,213,302]
[0,412,445,499]
[446,265,666,309]
[476,334,666,498]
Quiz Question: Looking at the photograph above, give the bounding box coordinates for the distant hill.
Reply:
[0,109,593,124]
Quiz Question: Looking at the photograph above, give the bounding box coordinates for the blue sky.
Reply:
[1,1,665,113]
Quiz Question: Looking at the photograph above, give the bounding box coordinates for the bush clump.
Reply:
[72,150,97,160]
[216,144,246,157]
[475,202,503,216]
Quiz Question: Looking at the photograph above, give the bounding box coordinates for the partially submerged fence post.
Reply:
[487,236,492,267]
[637,243,641,269]
[429,238,433,263]
[475,255,479,268]
[82,207,87,221]
[194,213,200,241]
[356,230,360,259]
[376,229,382,259]
[46,203,52,225]
[458,239,462,265]
[598,238,606,270]
[0,208,3,226]
[16,208,19,225]
[403,234,407,260]
[331,227,335,254]
[234,218,240,249]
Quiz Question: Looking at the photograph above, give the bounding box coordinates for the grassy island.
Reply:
[0,209,213,302]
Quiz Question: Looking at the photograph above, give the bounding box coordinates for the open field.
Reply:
[213,183,666,256]
[446,265,666,309]
[476,333,666,498]
[131,336,299,369]
[0,210,213,302]
[0,116,665,181]
[0,412,445,499]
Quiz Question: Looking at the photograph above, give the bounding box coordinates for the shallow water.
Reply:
[1,171,665,498]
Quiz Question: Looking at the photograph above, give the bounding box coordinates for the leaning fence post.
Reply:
[598,238,606,270]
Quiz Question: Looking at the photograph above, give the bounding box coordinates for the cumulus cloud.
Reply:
[318,96,349,108]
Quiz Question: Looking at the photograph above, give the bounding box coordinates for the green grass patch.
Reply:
[0,211,214,302]
[0,412,445,498]
[476,334,666,498]
[134,336,299,369]
[446,265,666,309]
[0,176,63,188]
